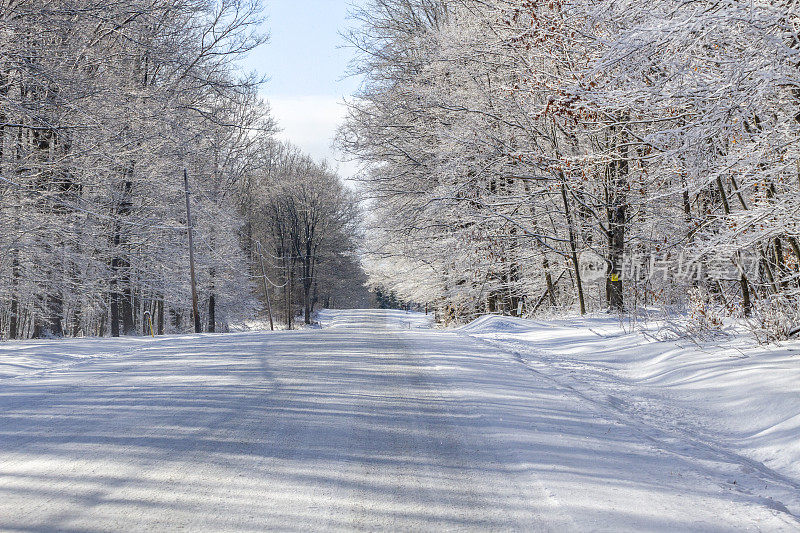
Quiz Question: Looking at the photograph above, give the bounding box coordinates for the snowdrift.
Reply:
[459,314,800,483]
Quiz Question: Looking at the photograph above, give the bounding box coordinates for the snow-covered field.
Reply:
[0,309,798,530]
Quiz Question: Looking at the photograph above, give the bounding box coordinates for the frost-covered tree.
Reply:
[243,141,367,328]
[0,0,266,337]
[340,0,800,336]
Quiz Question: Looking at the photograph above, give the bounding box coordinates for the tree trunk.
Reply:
[110,277,120,337]
[543,255,557,307]
[715,176,752,316]
[121,283,135,335]
[208,293,216,333]
[98,309,106,337]
[311,281,318,314]
[72,305,82,338]
[605,122,627,312]
[31,314,42,339]
[287,265,293,330]
[157,298,164,335]
[9,252,19,339]
[560,180,586,315]
[46,292,64,337]
[304,284,311,324]
[303,259,312,325]
[109,175,134,335]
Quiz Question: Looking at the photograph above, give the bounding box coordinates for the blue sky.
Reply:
[239,1,365,178]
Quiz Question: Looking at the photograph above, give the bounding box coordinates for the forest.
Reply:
[3,0,800,341]
[339,0,800,340]
[0,0,367,338]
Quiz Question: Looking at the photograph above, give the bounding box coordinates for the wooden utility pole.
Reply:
[257,241,275,331]
[184,169,202,333]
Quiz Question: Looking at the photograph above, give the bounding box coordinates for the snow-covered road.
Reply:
[0,309,796,531]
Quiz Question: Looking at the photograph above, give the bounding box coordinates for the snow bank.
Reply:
[0,336,165,380]
[0,333,235,381]
[459,314,800,483]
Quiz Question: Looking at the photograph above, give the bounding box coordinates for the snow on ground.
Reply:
[0,335,168,380]
[460,313,800,516]
[316,308,435,330]
[0,309,797,530]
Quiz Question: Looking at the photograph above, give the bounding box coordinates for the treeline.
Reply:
[242,142,368,330]
[0,0,365,338]
[339,0,800,338]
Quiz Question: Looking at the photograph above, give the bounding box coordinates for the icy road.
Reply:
[0,309,797,531]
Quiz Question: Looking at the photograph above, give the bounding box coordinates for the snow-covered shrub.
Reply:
[685,287,726,339]
[747,295,800,344]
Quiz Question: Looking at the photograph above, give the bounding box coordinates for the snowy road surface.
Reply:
[0,309,797,531]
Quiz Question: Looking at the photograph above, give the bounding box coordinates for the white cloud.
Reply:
[267,95,359,181]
